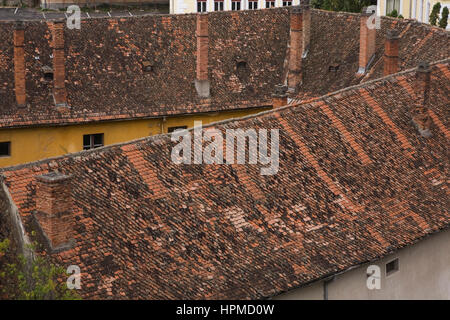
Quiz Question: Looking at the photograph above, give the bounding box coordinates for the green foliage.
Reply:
[0,238,81,300]
[398,14,404,19]
[439,7,449,29]
[311,0,375,13]
[429,2,441,26]
[387,9,399,17]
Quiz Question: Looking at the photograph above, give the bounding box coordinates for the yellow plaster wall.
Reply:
[0,107,270,168]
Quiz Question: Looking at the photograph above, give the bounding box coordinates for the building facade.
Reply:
[170,0,300,14]
[0,109,268,167]
[378,0,450,29]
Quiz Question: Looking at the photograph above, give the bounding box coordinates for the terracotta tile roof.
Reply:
[293,12,449,102]
[1,60,448,299]
[1,9,447,128]
[0,10,289,128]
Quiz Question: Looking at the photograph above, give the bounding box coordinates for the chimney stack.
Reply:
[272,84,288,108]
[14,22,26,107]
[358,7,376,74]
[288,6,303,92]
[195,13,210,98]
[51,21,67,107]
[35,172,74,250]
[301,0,311,57]
[412,62,432,137]
[383,29,400,76]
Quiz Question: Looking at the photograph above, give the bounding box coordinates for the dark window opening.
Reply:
[386,258,399,276]
[231,0,241,10]
[282,1,292,6]
[168,126,188,133]
[197,0,207,12]
[266,1,275,8]
[214,0,224,11]
[248,1,258,9]
[83,134,104,150]
[0,141,11,157]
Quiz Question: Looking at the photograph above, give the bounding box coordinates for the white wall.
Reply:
[275,228,450,300]
[171,0,301,14]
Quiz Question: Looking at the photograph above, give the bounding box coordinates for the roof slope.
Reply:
[295,11,449,100]
[1,60,448,299]
[0,9,448,128]
[0,9,289,128]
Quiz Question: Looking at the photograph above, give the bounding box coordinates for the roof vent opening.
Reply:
[329,63,340,73]
[42,66,54,81]
[236,59,249,80]
[142,61,153,73]
[236,60,247,70]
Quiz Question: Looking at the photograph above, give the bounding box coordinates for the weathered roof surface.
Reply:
[1,60,448,299]
[294,11,450,101]
[0,9,289,128]
[0,8,448,128]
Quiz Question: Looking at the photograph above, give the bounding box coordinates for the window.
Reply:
[248,0,258,9]
[83,134,104,150]
[0,141,11,157]
[386,258,399,276]
[168,126,188,133]
[386,0,401,15]
[282,1,292,6]
[232,0,241,10]
[214,0,224,11]
[266,0,275,8]
[197,0,207,12]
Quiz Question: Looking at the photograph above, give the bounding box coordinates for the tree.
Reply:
[311,0,376,13]
[439,7,449,29]
[387,9,399,17]
[0,238,81,300]
[429,2,441,26]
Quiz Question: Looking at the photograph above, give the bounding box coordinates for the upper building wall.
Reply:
[171,0,300,14]
[378,0,450,29]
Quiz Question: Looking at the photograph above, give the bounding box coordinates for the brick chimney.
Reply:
[288,6,303,92]
[35,172,74,250]
[358,7,376,74]
[412,62,432,137]
[272,84,288,108]
[51,21,67,107]
[14,22,26,107]
[301,0,311,58]
[383,29,400,76]
[195,13,210,98]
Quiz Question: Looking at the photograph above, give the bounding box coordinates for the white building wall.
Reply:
[171,0,301,14]
[275,228,450,300]
[377,0,450,28]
